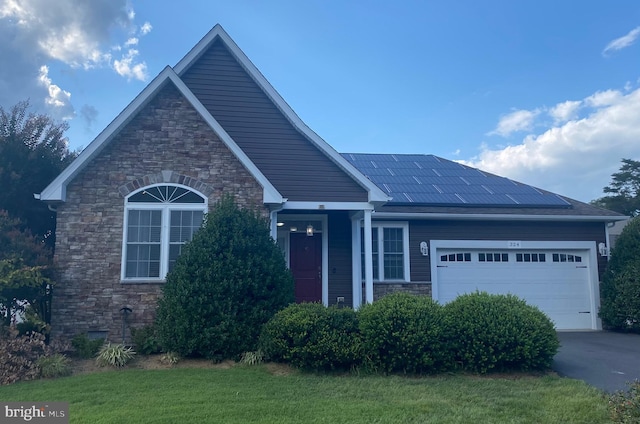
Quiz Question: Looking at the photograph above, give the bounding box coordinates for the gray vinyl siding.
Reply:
[406,220,607,282]
[327,211,353,306]
[180,40,368,202]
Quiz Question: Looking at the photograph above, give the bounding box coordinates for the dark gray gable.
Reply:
[179,39,367,202]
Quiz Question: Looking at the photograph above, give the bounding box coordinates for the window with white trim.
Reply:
[122,185,207,281]
[361,222,410,281]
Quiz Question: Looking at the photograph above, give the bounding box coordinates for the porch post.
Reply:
[363,209,374,304]
[351,213,362,309]
[269,209,278,240]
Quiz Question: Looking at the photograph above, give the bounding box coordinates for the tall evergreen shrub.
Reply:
[155,196,294,359]
[600,217,640,332]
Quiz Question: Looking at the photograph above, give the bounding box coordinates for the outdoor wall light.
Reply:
[277,222,284,227]
[306,225,314,236]
[290,226,297,232]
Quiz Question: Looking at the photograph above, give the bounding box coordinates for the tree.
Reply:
[0,101,77,250]
[155,196,294,359]
[0,211,52,327]
[599,216,640,332]
[591,159,640,217]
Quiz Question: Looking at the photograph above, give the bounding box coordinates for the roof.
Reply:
[174,25,389,205]
[38,24,389,206]
[37,67,283,204]
[343,153,626,220]
[344,153,569,207]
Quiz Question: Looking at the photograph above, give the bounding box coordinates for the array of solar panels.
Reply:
[342,153,572,207]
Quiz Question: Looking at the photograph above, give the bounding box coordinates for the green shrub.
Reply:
[358,293,451,374]
[0,327,48,385]
[71,333,104,359]
[608,380,640,423]
[442,292,559,373]
[96,343,136,368]
[156,196,294,360]
[131,325,162,355]
[600,217,640,332]
[260,303,361,371]
[36,354,72,378]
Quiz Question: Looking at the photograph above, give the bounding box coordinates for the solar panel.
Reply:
[342,153,572,208]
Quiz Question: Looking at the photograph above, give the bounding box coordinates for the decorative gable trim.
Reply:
[117,170,215,198]
[38,66,284,205]
[174,24,390,205]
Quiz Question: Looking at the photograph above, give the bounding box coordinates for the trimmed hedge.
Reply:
[257,293,560,375]
[358,292,451,374]
[259,303,360,371]
[442,292,559,373]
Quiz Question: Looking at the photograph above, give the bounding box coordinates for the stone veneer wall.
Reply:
[372,282,432,301]
[51,82,266,342]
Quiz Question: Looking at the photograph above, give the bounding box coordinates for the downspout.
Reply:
[269,204,285,240]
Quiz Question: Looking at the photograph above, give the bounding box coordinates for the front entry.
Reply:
[290,233,322,303]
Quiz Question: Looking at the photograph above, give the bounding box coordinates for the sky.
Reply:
[1,0,640,203]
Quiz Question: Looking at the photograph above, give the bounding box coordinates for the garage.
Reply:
[430,241,600,330]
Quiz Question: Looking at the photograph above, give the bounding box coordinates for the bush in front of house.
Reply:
[259,303,361,371]
[155,195,294,360]
[71,333,105,359]
[442,291,559,373]
[358,292,452,374]
[0,325,48,385]
[608,380,640,423]
[600,217,640,332]
[131,324,162,355]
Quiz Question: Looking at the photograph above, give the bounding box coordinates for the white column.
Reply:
[363,209,374,304]
[269,210,278,240]
[351,214,362,309]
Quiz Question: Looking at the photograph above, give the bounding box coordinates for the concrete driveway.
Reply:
[553,331,640,392]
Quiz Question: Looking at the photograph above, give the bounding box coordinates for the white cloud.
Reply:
[140,22,152,35]
[488,108,540,137]
[113,49,148,81]
[549,100,581,124]
[0,0,151,120]
[463,87,640,202]
[603,26,640,56]
[37,65,74,119]
[584,89,623,107]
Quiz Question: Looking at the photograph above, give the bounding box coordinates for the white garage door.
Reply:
[435,248,595,330]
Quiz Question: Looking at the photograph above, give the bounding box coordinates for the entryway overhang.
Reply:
[269,201,377,309]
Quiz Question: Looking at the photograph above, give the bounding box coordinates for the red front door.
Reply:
[290,233,322,303]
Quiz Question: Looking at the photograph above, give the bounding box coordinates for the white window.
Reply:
[361,222,410,281]
[121,184,207,281]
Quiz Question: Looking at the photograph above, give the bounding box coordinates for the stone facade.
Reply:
[51,82,266,342]
[372,282,432,300]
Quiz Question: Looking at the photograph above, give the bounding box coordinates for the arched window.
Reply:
[122,184,207,281]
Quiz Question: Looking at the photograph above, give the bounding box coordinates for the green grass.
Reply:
[0,366,609,423]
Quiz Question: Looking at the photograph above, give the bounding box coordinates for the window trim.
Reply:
[362,221,410,282]
[121,184,208,283]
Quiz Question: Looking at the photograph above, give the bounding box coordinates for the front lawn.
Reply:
[0,365,609,423]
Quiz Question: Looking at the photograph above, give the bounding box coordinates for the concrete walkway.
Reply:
[553,331,640,392]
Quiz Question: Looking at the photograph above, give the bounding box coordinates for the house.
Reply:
[37,25,625,341]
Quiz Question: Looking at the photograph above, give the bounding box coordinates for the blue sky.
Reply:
[1,1,640,203]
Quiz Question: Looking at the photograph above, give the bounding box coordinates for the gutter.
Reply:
[371,211,629,222]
